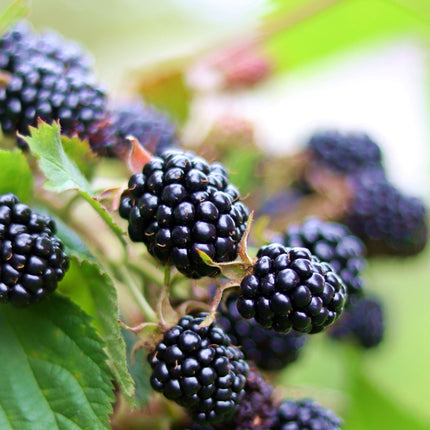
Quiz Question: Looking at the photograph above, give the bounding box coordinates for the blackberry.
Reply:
[283,217,366,296]
[226,367,276,430]
[148,313,249,425]
[0,21,107,151]
[119,150,250,278]
[0,21,93,75]
[307,130,383,174]
[109,100,179,157]
[0,56,107,148]
[330,296,384,348]
[345,171,428,256]
[0,193,69,307]
[180,369,275,430]
[271,398,342,430]
[218,293,308,371]
[237,244,347,334]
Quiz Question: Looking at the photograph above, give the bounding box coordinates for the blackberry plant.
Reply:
[0,5,424,430]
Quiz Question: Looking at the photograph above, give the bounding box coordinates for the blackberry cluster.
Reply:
[0,21,107,150]
[307,130,383,174]
[0,193,69,307]
[119,150,249,278]
[237,244,347,334]
[271,399,342,430]
[109,100,178,157]
[345,172,428,256]
[283,217,366,296]
[330,296,384,348]
[148,313,249,425]
[218,293,308,371]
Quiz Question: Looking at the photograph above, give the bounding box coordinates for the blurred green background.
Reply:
[17,0,430,428]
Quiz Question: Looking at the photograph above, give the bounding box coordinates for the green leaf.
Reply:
[22,121,125,245]
[59,258,135,405]
[0,294,114,430]
[264,0,427,73]
[121,328,152,408]
[0,150,32,202]
[61,135,98,180]
[0,0,28,36]
[21,121,93,196]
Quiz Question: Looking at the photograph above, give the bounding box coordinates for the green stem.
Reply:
[78,190,127,250]
[116,265,157,323]
[164,264,171,288]
[128,260,164,287]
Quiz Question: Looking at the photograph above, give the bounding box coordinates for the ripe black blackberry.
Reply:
[109,100,179,157]
[218,293,308,371]
[0,193,69,307]
[271,398,342,430]
[237,244,347,334]
[307,130,383,174]
[119,150,250,278]
[282,217,366,296]
[0,21,93,75]
[329,295,384,348]
[345,171,428,256]
[0,56,107,149]
[148,313,249,425]
[0,21,107,151]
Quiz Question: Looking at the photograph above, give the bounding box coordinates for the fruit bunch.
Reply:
[1,13,425,430]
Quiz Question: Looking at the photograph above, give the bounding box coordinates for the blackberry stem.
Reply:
[78,190,127,250]
[117,265,157,323]
[127,260,164,286]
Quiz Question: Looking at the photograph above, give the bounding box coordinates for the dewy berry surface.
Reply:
[119,149,250,278]
[0,193,69,307]
[148,313,249,425]
[283,217,366,296]
[237,244,347,334]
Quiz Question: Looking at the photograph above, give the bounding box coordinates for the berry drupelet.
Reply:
[307,130,383,174]
[345,171,428,256]
[148,313,249,425]
[329,295,384,348]
[0,193,69,307]
[109,100,179,157]
[271,398,342,430]
[237,244,347,334]
[218,293,308,371]
[283,217,366,297]
[119,150,250,278]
